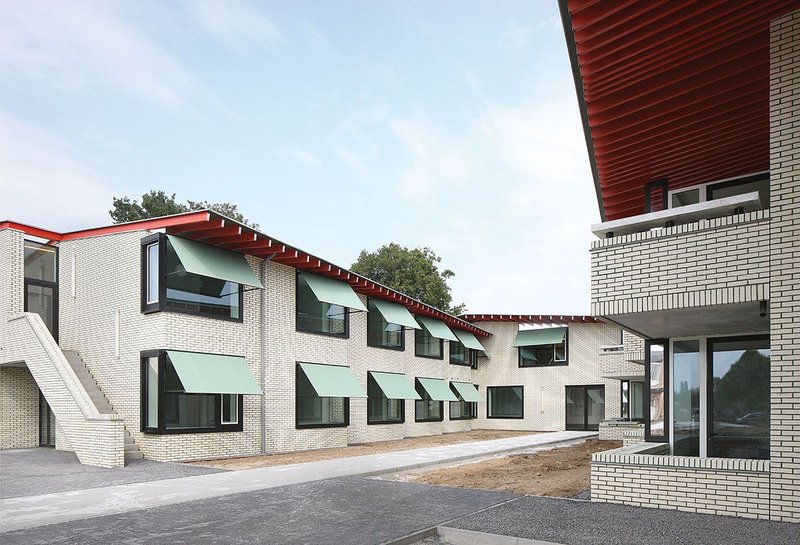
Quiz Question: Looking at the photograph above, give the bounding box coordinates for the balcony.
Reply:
[590,194,770,338]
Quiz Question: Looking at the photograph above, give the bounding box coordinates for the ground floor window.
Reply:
[487,386,523,419]
[367,373,404,424]
[415,379,443,422]
[141,351,244,434]
[565,385,605,431]
[620,380,644,421]
[296,365,348,428]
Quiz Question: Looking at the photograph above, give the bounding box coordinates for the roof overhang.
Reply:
[1,211,489,338]
[461,314,602,325]
[560,0,800,221]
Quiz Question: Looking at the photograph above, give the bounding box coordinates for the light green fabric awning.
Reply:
[299,272,367,312]
[416,317,458,342]
[417,377,459,401]
[371,299,420,329]
[165,351,263,395]
[370,371,421,400]
[512,327,567,347]
[451,382,482,403]
[166,235,262,288]
[298,363,367,398]
[453,330,487,352]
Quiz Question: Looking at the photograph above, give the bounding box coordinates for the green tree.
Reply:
[350,243,466,315]
[109,190,257,228]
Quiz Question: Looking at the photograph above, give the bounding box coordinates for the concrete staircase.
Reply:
[63,350,143,462]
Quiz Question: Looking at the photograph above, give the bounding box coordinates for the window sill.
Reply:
[367,419,405,425]
[296,327,349,339]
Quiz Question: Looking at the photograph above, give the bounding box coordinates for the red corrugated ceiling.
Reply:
[565,0,800,220]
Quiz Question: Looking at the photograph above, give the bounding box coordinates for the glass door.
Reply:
[565,387,585,430]
[565,386,605,431]
[672,340,701,456]
[24,241,58,342]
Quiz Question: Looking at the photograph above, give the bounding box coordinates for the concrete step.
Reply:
[124,442,140,452]
[124,451,144,462]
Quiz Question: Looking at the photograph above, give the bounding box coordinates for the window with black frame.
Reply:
[296,273,348,336]
[295,365,348,427]
[367,299,404,349]
[141,351,244,434]
[487,386,523,418]
[620,380,645,421]
[449,341,477,367]
[367,373,404,424]
[415,325,443,359]
[518,340,567,367]
[449,383,477,420]
[415,379,442,422]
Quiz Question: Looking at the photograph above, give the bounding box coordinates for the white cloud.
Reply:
[273,146,322,170]
[0,1,200,111]
[0,114,115,231]
[185,0,284,50]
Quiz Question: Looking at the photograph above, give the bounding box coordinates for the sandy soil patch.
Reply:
[188,430,539,470]
[390,438,621,498]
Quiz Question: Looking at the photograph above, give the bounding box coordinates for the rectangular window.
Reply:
[449,383,477,420]
[487,386,523,419]
[367,373,404,424]
[367,299,404,350]
[673,340,700,457]
[295,364,348,427]
[141,351,243,434]
[415,326,443,359]
[24,240,59,341]
[708,336,769,460]
[707,176,769,208]
[566,385,605,431]
[296,272,348,337]
[449,341,477,367]
[141,234,243,321]
[415,379,443,422]
[518,340,567,367]
[621,380,645,421]
[645,340,669,442]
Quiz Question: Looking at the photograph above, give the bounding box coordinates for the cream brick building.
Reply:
[561,0,800,523]
[1,213,620,467]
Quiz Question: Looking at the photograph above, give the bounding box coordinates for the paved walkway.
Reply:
[0,430,593,532]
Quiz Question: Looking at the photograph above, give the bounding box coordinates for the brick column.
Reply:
[769,9,800,523]
[0,228,25,318]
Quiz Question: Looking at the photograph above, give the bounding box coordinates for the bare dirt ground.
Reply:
[188,430,538,470]
[390,438,621,498]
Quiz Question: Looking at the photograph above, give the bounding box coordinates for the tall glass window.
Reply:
[367,299,403,349]
[709,337,770,460]
[621,380,644,421]
[415,327,442,359]
[487,386,523,418]
[646,341,668,441]
[673,340,701,456]
[296,273,347,336]
[146,243,159,304]
[24,240,58,340]
[367,373,403,424]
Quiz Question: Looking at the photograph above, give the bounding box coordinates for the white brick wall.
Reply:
[768,8,800,523]
[471,321,622,431]
[0,367,39,448]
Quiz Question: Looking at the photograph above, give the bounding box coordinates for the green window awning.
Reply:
[166,235,262,288]
[512,327,567,347]
[371,299,421,329]
[417,377,459,401]
[299,272,367,312]
[298,363,367,398]
[370,371,420,400]
[416,317,458,342]
[451,381,482,402]
[165,351,263,395]
[453,330,487,353]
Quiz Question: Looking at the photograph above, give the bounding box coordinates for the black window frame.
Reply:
[140,349,244,435]
[23,239,59,343]
[295,270,350,339]
[706,173,770,208]
[486,385,524,419]
[295,362,350,429]
[448,341,478,367]
[620,379,645,422]
[366,371,405,425]
[414,327,444,359]
[414,378,444,422]
[644,178,669,213]
[644,339,670,443]
[140,233,245,323]
[366,298,405,351]
[564,385,606,431]
[518,330,569,368]
[449,383,478,420]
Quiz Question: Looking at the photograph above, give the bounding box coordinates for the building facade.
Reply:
[561,0,800,522]
[1,214,620,467]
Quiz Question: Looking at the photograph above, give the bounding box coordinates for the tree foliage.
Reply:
[350,243,466,315]
[109,190,258,228]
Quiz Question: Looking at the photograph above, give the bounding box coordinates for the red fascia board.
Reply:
[461,314,601,324]
[0,221,64,241]
[61,211,212,241]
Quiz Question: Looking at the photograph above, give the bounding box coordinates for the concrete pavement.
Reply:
[0,430,594,532]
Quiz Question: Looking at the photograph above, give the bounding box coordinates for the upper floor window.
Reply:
[295,272,367,338]
[141,234,262,322]
[514,327,568,367]
[415,325,443,359]
[669,173,769,210]
[449,341,478,368]
[367,299,403,350]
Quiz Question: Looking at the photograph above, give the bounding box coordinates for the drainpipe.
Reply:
[259,254,275,455]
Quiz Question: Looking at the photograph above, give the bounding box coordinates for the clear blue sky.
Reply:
[0,0,600,314]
